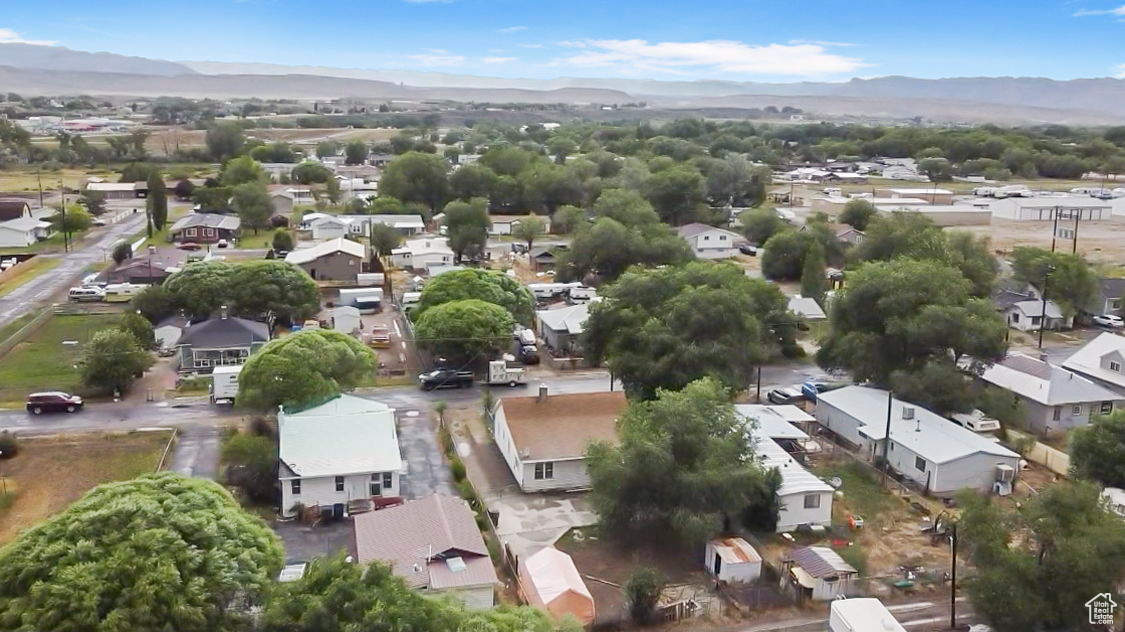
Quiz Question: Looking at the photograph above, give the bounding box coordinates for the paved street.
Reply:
[167,424,223,480]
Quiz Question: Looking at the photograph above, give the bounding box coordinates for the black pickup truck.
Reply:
[418,368,475,391]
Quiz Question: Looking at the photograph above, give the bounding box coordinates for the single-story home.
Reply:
[492,387,626,492]
[518,547,595,626]
[390,237,455,273]
[278,394,401,518]
[705,537,762,584]
[676,222,744,259]
[300,213,350,240]
[787,296,827,321]
[104,251,186,285]
[489,214,551,236]
[814,386,1021,496]
[284,237,367,283]
[175,315,269,373]
[977,353,1122,436]
[529,246,562,270]
[0,198,32,221]
[0,213,53,248]
[1062,332,1125,396]
[353,494,497,609]
[1083,277,1125,321]
[1003,299,1071,332]
[535,302,592,355]
[270,190,296,216]
[338,214,426,237]
[780,546,858,601]
[169,213,241,244]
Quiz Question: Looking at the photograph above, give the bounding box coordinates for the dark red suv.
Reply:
[26,392,84,415]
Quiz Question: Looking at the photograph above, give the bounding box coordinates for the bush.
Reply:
[0,431,18,459]
[222,433,278,504]
[625,566,665,625]
[450,458,466,482]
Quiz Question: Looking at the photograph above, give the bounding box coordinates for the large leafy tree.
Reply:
[583,262,790,398]
[205,121,245,161]
[231,182,273,234]
[132,284,177,323]
[415,268,535,324]
[237,330,377,410]
[1070,410,1125,488]
[379,151,449,210]
[163,261,235,318]
[344,140,368,165]
[511,214,546,251]
[414,299,514,364]
[226,259,321,321]
[0,473,283,632]
[739,207,785,245]
[760,226,841,281]
[1010,246,1099,317]
[958,481,1125,632]
[221,155,266,186]
[261,555,559,632]
[443,197,489,262]
[587,378,770,543]
[80,328,154,393]
[644,164,706,225]
[449,163,498,200]
[118,311,155,349]
[838,198,876,230]
[817,259,1007,400]
[290,161,333,184]
[556,217,692,284]
[592,188,660,226]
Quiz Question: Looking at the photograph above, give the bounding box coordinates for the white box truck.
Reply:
[338,288,384,314]
[829,598,905,632]
[210,365,243,405]
[484,360,526,387]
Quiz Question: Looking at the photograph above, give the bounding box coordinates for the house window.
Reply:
[1111,361,1121,372]
[1031,316,1042,326]
[1110,299,1122,311]
[1010,313,1020,323]
[534,462,554,480]
[803,494,821,509]
[335,476,344,492]
[1101,402,1114,415]
[382,472,393,489]
[1072,405,1082,415]
[370,474,382,496]
[703,235,710,241]
[914,456,927,472]
[291,480,301,495]
[1053,407,1061,421]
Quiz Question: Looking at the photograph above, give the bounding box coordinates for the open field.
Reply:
[142,126,401,156]
[0,431,169,545]
[0,313,122,404]
[0,257,61,298]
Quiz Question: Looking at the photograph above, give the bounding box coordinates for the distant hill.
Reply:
[0,43,194,76]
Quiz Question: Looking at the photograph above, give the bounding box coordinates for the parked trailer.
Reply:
[210,365,243,405]
[484,360,526,387]
[527,282,581,301]
[338,287,384,314]
[356,272,385,287]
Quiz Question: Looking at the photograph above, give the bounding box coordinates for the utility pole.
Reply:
[756,366,763,403]
[36,169,43,208]
[1072,210,1080,255]
[58,179,68,253]
[1050,206,1059,252]
[881,389,893,486]
[1038,266,1053,349]
[949,523,958,630]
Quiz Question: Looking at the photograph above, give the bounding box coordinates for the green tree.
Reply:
[220,155,266,186]
[344,140,368,165]
[557,217,693,284]
[271,228,295,252]
[414,299,514,363]
[547,136,579,164]
[118,162,159,183]
[760,229,811,280]
[587,378,771,542]
[324,176,341,204]
[111,240,133,264]
[315,140,340,158]
[192,186,233,212]
[132,284,177,322]
[290,161,333,184]
[739,207,785,245]
[448,163,498,200]
[79,328,153,393]
[237,330,377,410]
[443,198,490,262]
[118,311,155,349]
[222,433,277,503]
[593,188,660,226]
[583,262,788,397]
[644,164,707,225]
[380,151,449,210]
[227,259,320,321]
[368,223,401,257]
[512,214,546,251]
[232,182,273,234]
[80,189,106,216]
[205,121,245,161]
[50,203,91,250]
[918,156,952,181]
[0,473,281,631]
[147,171,168,231]
[625,567,666,625]
[163,260,235,317]
[1010,246,1099,317]
[958,481,1125,632]
[1070,410,1125,488]
[800,242,827,304]
[838,198,876,230]
[551,204,586,234]
[817,259,1008,388]
[415,268,535,325]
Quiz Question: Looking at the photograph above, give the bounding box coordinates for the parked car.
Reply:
[767,386,805,405]
[1092,314,1124,328]
[177,242,202,251]
[518,344,540,365]
[738,244,758,256]
[26,392,84,415]
[801,379,850,403]
[418,369,474,390]
[67,286,104,302]
[216,239,229,248]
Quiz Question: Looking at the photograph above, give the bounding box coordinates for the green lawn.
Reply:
[0,313,122,405]
[813,461,897,527]
[236,229,284,249]
[0,313,37,346]
[0,257,61,298]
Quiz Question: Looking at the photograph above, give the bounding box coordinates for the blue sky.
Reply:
[4,0,1125,81]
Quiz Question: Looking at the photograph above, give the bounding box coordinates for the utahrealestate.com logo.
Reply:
[1086,593,1118,626]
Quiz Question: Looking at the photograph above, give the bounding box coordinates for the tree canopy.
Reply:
[380,151,449,210]
[415,268,535,325]
[231,182,273,234]
[164,260,319,321]
[237,329,377,410]
[1010,246,1099,316]
[556,217,692,284]
[739,207,785,245]
[414,299,514,364]
[838,198,876,230]
[80,328,154,393]
[583,262,792,398]
[443,197,490,262]
[1069,409,1125,488]
[0,473,283,632]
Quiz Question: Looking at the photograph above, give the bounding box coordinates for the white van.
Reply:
[102,283,144,303]
[68,287,104,302]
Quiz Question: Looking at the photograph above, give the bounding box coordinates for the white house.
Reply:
[301,213,350,240]
[328,305,362,335]
[0,214,53,248]
[536,302,592,355]
[353,494,499,609]
[705,537,762,584]
[338,214,426,237]
[492,387,625,492]
[814,386,1021,496]
[278,394,401,517]
[390,237,455,273]
[1062,332,1125,396]
[780,546,858,601]
[977,353,1122,436]
[676,222,744,259]
[787,296,827,321]
[829,599,906,632]
[489,214,550,236]
[1004,299,1071,331]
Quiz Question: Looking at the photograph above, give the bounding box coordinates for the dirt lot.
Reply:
[143,126,400,156]
[0,431,170,545]
[961,217,1125,265]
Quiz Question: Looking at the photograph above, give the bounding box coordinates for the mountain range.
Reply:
[2,43,1125,124]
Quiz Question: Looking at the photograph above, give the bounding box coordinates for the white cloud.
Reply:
[483,56,516,63]
[499,25,526,33]
[1073,4,1125,15]
[517,43,544,49]
[1115,63,1125,78]
[0,28,55,46]
[551,39,866,77]
[407,53,466,66]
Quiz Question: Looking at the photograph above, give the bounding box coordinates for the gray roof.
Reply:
[979,353,1122,406]
[536,303,591,335]
[1010,300,1065,320]
[170,213,241,233]
[992,288,1034,311]
[176,317,269,348]
[1098,278,1125,301]
[1062,332,1125,390]
[783,546,857,578]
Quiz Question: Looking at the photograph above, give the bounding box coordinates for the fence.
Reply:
[1007,429,1069,476]
[0,254,37,284]
[0,307,53,358]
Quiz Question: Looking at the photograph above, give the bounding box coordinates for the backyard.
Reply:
[0,431,171,545]
[0,313,122,405]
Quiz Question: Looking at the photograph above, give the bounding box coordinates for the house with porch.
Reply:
[284,237,367,283]
[175,315,269,373]
[169,213,241,244]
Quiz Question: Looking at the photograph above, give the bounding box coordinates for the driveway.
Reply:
[395,409,456,499]
[168,424,222,480]
[273,518,354,563]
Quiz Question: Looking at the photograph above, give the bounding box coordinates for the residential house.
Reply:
[529,246,562,270]
[492,387,626,492]
[518,547,595,627]
[300,213,350,240]
[787,296,827,321]
[270,190,296,216]
[169,213,241,244]
[1003,299,1071,332]
[86,181,144,200]
[175,314,269,373]
[780,546,858,601]
[0,213,53,248]
[353,494,497,609]
[736,404,833,532]
[536,302,591,355]
[0,199,31,221]
[1083,277,1125,320]
[489,214,551,236]
[977,353,1122,436]
[676,222,744,259]
[104,251,186,285]
[154,315,189,351]
[278,394,401,518]
[705,537,762,583]
[260,162,298,182]
[340,214,425,237]
[284,237,367,283]
[390,237,455,273]
[814,386,1021,496]
[1063,332,1125,396]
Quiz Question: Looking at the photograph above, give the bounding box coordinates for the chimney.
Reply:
[916,419,921,432]
[537,383,548,403]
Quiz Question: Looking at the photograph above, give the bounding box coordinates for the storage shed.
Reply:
[705,537,762,583]
[518,547,595,627]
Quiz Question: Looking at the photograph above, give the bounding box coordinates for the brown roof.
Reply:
[353,494,497,591]
[500,391,626,460]
[0,199,31,222]
[999,353,1052,380]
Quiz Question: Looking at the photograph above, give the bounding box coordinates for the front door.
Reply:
[713,554,722,577]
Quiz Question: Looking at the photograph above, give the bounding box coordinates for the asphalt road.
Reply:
[0,211,148,323]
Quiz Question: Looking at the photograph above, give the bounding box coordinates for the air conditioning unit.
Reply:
[996,464,1015,483]
[901,406,915,420]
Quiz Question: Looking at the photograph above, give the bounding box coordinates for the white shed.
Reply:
[705,537,762,583]
[830,598,906,632]
[329,305,362,335]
